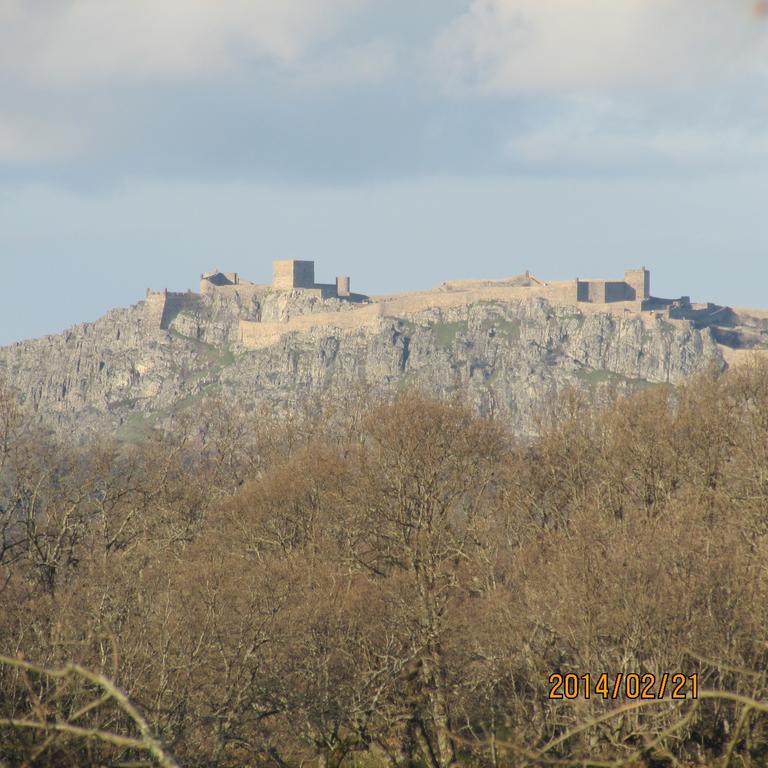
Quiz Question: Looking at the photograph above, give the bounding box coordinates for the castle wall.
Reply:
[575,279,634,303]
[145,290,193,330]
[158,264,656,351]
[200,283,266,301]
[576,280,609,302]
[544,280,580,304]
[160,292,190,329]
[604,281,629,302]
[294,261,315,288]
[145,291,167,327]
[239,304,382,349]
[588,282,606,303]
[313,284,340,299]
[238,278,657,351]
[239,321,288,348]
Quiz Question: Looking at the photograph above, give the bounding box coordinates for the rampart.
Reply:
[200,282,266,302]
[145,289,195,330]
[151,263,667,349]
[239,304,384,348]
[144,291,166,327]
[236,275,667,350]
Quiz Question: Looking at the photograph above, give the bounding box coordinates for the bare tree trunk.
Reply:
[420,646,455,768]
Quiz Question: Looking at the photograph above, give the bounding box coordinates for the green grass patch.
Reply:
[433,320,468,348]
[480,317,521,341]
[116,411,157,443]
[575,368,652,389]
[169,382,223,411]
[168,329,236,368]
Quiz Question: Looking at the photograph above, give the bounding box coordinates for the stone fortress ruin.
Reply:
[524,267,652,309]
[145,260,359,330]
[199,260,352,299]
[577,268,650,306]
[145,261,733,351]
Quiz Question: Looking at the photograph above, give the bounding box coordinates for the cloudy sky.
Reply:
[1,0,767,344]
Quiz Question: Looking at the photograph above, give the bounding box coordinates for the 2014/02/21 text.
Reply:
[548,673,698,700]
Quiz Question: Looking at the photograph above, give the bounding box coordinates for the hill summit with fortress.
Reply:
[143,260,755,353]
[1,259,766,440]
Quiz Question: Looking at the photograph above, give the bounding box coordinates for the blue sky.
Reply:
[1,0,767,345]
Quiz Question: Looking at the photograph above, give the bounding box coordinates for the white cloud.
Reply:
[0,113,83,164]
[292,39,400,88]
[0,0,369,85]
[434,0,768,94]
[507,119,768,172]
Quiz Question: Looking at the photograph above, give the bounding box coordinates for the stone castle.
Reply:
[145,262,709,350]
[576,268,650,305]
[145,260,359,330]
[199,260,352,299]
[527,267,652,308]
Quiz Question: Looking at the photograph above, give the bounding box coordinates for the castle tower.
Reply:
[624,267,650,301]
[272,260,315,290]
[336,276,350,297]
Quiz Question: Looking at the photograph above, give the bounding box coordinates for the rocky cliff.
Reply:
[0,285,732,440]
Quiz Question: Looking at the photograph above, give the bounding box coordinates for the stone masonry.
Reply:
[150,263,678,350]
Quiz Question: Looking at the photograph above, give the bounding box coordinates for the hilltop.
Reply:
[1,260,766,439]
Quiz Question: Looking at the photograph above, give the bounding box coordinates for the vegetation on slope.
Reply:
[1,361,768,766]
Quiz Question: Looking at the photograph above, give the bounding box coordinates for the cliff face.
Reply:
[0,291,724,440]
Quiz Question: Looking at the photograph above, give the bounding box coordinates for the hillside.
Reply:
[4,268,768,767]
[3,265,763,438]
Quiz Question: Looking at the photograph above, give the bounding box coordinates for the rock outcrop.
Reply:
[0,284,730,440]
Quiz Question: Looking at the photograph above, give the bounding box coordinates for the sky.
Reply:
[1,0,768,345]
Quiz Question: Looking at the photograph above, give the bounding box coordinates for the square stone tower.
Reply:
[624,267,650,301]
[272,260,315,290]
[336,276,350,297]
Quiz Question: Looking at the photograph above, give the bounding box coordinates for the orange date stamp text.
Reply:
[548,673,698,700]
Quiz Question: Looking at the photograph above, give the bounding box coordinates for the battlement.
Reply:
[147,263,659,340]
[145,288,194,329]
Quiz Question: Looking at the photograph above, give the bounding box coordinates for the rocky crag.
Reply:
[5,271,762,440]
